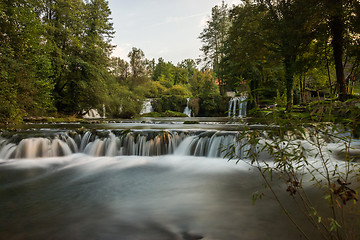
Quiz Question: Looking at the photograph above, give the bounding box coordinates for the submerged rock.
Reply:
[182,231,204,240]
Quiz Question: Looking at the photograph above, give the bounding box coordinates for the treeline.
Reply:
[200,0,360,108]
[4,0,357,123]
[0,0,225,123]
[110,48,226,118]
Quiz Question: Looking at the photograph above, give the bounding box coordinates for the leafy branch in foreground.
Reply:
[226,111,360,240]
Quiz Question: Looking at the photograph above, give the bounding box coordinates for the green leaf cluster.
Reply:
[0,0,116,123]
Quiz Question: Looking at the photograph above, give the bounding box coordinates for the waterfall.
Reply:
[0,130,245,159]
[140,99,154,115]
[228,96,248,118]
[103,104,106,118]
[4,138,73,159]
[183,98,192,117]
[83,109,101,119]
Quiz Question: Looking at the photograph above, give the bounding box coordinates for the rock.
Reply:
[182,231,204,240]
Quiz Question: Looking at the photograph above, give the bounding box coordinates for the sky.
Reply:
[107,0,241,64]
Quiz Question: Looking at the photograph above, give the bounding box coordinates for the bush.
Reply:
[197,95,228,117]
[162,110,188,117]
[106,86,143,119]
[145,81,166,98]
[154,96,187,113]
[163,84,191,97]
[140,112,161,117]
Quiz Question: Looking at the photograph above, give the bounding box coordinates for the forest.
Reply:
[1,0,360,124]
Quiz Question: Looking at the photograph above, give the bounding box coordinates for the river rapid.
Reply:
[0,118,356,239]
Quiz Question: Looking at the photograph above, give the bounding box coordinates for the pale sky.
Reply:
[108,0,241,64]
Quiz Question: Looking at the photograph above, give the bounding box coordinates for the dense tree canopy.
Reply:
[0,0,115,122]
[201,0,360,108]
[0,0,222,122]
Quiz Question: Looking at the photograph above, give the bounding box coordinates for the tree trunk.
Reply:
[324,43,333,95]
[285,56,295,109]
[328,5,347,101]
[248,78,258,111]
[302,74,306,103]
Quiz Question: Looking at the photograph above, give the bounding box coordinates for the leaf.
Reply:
[329,218,341,232]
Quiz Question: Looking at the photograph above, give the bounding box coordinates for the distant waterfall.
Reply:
[0,130,245,159]
[228,96,248,118]
[83,109,102,119]
[140,99,154,115]
[183,98,192,117]
[83,104,106,119]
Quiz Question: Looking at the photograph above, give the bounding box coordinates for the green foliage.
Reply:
[111,57,129,83]
[199,1,230,73]
[106,85,142,119]
[163,85,191,97]
[162,111,188,117]
[154,96,187,113]
[1,0,225,121]
[226,107,360,239]
[145,81,166,98]
[202,0,360,110]
[198,95,228,117]
[178,59,197,81]
[140,112,162,117]
[152,58,191,87]
[128,47,147,80]
[54,0,114,114]
[274,90,287,107]
[0,0,118,123]
[0,0,55,123]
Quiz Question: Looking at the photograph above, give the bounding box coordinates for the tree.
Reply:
[320,0,348,101]
[42,0,114,114]
[128,47,146,79]
[257,0,319,108]
[178,59,197,84]
[152,58,175,87]
[77,0,115,113]
[199,1,230,93]
[220,2,271,106]
[0,0,54,123]
[111,57,130,83]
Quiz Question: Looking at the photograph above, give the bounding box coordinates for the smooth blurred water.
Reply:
[0,154,314,240]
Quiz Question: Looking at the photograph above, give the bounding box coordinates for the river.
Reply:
[0,118,357,239]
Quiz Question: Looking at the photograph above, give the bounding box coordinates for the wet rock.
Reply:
[182,231,204,240]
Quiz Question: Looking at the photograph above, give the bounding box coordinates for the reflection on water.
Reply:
[0,155,317,240]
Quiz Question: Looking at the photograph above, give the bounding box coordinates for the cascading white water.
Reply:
[8,138,73,159]
[228,96,248,118]
[83,105,106,119]
[0,130,245,159]
[140,99,154,115]
[83,109,102,119]
[183,97,192,117]
[103,104,106,118]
